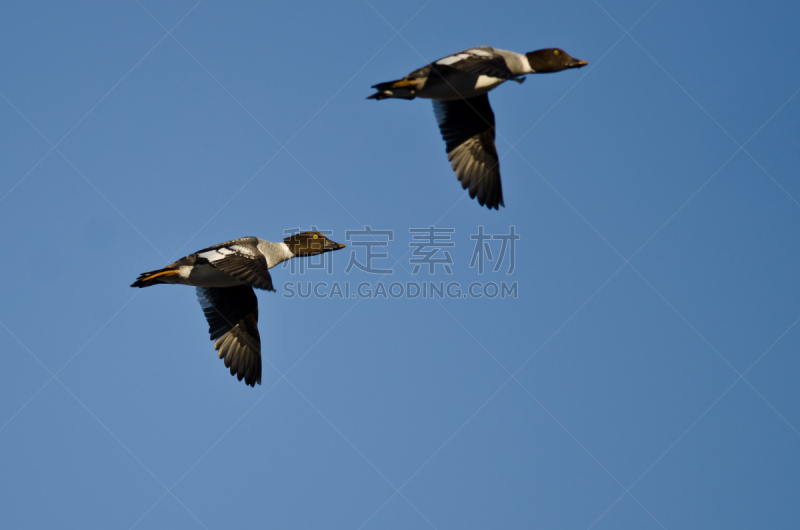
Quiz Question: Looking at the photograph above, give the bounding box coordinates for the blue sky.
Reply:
[2,0,799,528]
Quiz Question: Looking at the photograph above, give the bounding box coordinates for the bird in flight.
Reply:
[131,231,346,387]
[369,47,587,209]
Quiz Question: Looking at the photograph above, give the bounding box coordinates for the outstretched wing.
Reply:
[433,94,504,209]
[194,237,274,292]
[197,285,262,387]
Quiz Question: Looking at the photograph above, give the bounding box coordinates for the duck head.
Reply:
[284,231,346,257]
[525,48,588,73]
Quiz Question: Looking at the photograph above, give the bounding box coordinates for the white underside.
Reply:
[418,75,506,101]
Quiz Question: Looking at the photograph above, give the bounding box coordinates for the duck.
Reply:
[369,47,587,209]
[131,231,346,387]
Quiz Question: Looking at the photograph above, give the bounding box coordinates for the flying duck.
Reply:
[131,231,346,387]
[369,47,587,209]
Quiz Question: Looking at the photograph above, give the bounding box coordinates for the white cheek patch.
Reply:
[436,53,471,66]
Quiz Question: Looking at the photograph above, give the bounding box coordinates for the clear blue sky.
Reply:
[2,1,799,528]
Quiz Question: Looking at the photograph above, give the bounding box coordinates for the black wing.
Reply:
[194,237,274,292]
[433,47,515,80]
[402,63,432,82]
[433,94,504,209]
[197,286,262,387]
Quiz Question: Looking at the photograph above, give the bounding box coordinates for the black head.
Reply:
[525,48,587,73]
[284,231,346,257]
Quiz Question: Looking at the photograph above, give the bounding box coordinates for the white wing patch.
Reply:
[198,247,236,262]
[230,245,256,256]
[436,53,472,66]
[466,47,494,57]
[435,48,496,68]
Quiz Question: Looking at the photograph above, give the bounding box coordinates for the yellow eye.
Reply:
[554,50,560,55]
[313,234,319,239]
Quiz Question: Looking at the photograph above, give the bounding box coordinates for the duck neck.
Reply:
[258,241,295,269]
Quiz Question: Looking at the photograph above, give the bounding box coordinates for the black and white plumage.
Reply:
[131,232,345,387]
[369,47,587,209]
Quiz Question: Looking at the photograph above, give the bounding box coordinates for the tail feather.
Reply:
[131,267,179,288]
[368,79,417,100]
[371,79,405,91]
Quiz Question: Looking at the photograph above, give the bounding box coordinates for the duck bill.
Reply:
[326,240,346,251]
[568,59,588,68]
